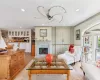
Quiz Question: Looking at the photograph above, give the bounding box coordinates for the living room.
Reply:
[0,0,100,80]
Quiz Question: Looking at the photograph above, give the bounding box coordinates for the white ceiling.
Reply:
[0,0,100,29]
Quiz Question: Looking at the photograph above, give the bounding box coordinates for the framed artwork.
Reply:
[76,29,80,40]
[40,29,47,37]
[83,36,89,46]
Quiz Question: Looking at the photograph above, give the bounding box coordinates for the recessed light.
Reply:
[21,9,25,12]
[76,9,80,12]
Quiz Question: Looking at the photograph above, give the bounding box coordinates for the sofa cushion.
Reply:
[82,62,100,80]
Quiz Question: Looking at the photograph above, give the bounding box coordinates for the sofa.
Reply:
[82,62,100,80]
[58,46,82,64]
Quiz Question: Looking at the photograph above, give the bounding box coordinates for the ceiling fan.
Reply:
[34,6,66,23]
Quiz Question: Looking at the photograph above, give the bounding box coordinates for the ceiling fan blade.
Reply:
[48,6,66,16]
[37,6,47,17]
[52,14,63,23]
[34,16,46,19]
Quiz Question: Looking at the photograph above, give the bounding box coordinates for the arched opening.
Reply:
[82,22,100,62]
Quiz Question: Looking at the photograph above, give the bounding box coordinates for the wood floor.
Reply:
[25,52,34,65]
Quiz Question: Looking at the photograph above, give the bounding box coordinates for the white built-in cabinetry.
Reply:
[8,29,31,52]
[8,30,30,37]
[55,27,70,44]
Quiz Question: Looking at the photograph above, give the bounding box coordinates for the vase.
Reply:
[46,54,53,65]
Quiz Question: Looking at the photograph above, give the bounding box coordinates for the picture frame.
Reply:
[40,29,47,37]
[83,36,89,46]
[76,29,80,40]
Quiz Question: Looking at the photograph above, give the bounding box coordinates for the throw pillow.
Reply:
[96,60,100,68]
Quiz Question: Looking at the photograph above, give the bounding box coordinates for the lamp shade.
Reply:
[0,36,7,49]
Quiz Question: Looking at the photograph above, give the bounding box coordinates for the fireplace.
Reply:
[39,48,48,54]
[35,41,52,56]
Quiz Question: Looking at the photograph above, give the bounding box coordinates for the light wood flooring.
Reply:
[24,52,34,65]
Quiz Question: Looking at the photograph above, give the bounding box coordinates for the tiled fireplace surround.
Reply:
[35,41,52,56]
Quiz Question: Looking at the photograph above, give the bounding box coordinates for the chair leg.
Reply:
[83,71,85,76]
[73,57,75,65]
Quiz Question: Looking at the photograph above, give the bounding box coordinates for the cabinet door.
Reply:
[15,31,17,36]
[8,31,11,36]
[27,31,29,36]
[18,31,20,36]
[56,27,70,44]
[24,31,26,36]
[12,31,14,36]
[21,31,23,36]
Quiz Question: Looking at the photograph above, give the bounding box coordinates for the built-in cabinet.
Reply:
[8,30,30,37]
[8,29,31,43]
[8,29,31,52]
[55,27,71,44]
[52,27,72,54]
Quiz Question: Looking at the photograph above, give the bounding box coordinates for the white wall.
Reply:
[74,13,100,46]
[70,27,74,44]
[35,26,52,41]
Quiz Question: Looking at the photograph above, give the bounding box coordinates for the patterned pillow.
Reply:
[96,60,100,68]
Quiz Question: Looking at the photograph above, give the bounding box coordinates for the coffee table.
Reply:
[27,58,72,80]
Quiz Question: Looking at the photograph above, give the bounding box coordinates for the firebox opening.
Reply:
[39,48,48,54]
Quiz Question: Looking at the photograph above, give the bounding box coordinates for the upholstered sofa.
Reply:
[58,46,82,64]
[82,62,100,80]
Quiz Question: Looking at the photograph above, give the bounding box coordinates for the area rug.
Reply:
[14,60,84,80]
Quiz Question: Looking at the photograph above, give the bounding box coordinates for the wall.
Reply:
[74,13,100,46]
[35,26,52,41]
[35,26,74,55]
[70,27,74,44]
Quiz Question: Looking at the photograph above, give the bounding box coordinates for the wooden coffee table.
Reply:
[27,58,72,80]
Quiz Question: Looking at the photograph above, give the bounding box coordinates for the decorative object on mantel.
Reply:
[40,29,47,37]
[46,54,53,66]
[34,6,66,23]
[40,29,47,40]
[76,29,80,40]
